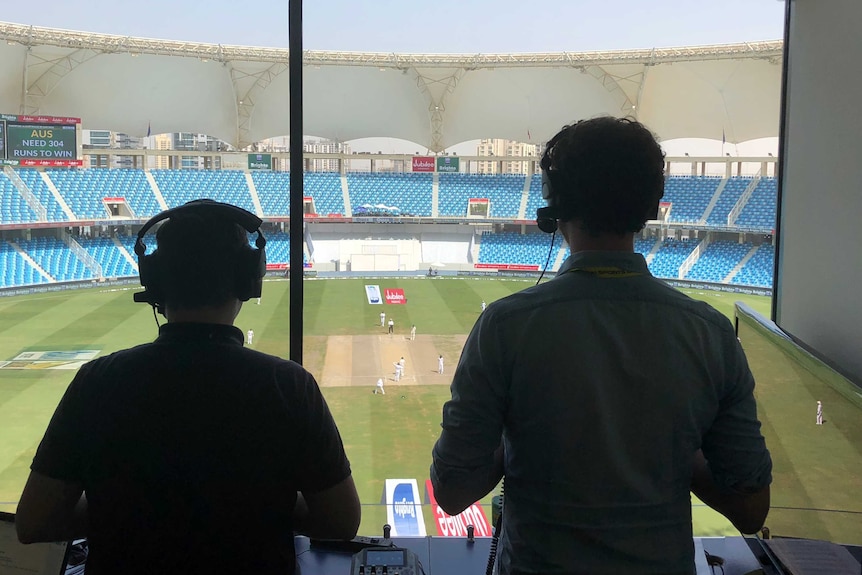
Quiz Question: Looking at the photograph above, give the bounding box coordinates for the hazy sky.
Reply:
[1,1,785,53]
[0,1,786,159]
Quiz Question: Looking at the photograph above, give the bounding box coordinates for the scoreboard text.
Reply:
[0,114,82,167]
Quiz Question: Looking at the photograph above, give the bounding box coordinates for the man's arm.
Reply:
[294,475,361,539]
[431,308,507,516]
[433,442,504,516]
[691,449,770,534]
[16,471,87,544]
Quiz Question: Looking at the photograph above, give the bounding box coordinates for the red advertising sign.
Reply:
[412,156,434,172]
[468,198,490,203]
[17,115,81,125]
[425,480,492,537]
[18,159,83,167]
[384,288,407,304]
[103,197,126,203]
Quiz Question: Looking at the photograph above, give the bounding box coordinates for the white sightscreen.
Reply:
[775,0,862,383]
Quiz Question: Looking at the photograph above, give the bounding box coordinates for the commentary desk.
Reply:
[295,535,768,575]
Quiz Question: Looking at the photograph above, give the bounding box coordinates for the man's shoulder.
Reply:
[487,273,733,332]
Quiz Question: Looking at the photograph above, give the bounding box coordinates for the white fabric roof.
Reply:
[0,22,782,152]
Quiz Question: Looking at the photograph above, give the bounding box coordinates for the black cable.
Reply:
[535,230,557,285]
[485,512,502,575]
[485,481,504,575]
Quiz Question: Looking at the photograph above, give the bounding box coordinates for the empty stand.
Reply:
[152,170,255,212]
[438,174,524,218]
[346,172,432,217]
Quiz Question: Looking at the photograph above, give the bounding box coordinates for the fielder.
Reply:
[438,355,444,374]
[374,378,385,395]
[816,401,823,425]
[380,311,386,327]
[247,329,254,345]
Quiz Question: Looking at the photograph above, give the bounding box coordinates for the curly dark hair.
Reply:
[539,116,666,236]
[155,211,251,310]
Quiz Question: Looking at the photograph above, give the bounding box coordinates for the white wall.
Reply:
[776,0,862,382]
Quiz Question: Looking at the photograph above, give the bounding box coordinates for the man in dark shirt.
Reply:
[16,200,360,574]
[431,118,771,574]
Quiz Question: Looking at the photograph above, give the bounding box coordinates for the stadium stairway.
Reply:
[699,178,729,224]
[3,167,47,221]
[7,240,54,283]
[61,232,103,278]
[644,237,663,264]
[728,175,761,227]
[244,173,264,217]
[341,174,352,217]
[431,173,440,218]
[517,175,532,220]
[722,244,759,283]
[39,172,76,221]
[112,237,139,272]
[678,234,710,278]
[144,172,169,211]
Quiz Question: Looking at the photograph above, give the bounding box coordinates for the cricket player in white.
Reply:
[380,312,386,327]
[393,362,402,382]
[247,329,254,345]
[816,401,823,425]
[438,355,444,374]
[481,300,486,311]
[374,378,385,395]
[398,357,405,377]
[410,325,416,341]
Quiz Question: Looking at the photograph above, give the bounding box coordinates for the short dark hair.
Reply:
[539,116,665,236]
[154,211,250,309]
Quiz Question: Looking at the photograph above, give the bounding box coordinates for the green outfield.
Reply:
[1,277,859,542]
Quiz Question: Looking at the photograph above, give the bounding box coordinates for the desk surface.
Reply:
[296,536,766,575]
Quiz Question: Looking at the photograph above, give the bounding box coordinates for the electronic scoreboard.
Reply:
[0,114,82,167]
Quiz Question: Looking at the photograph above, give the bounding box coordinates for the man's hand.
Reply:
[691,450,770,534]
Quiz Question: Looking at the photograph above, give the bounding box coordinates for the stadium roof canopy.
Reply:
[0,21,782,152]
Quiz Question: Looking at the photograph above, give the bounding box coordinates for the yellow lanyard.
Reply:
[568,266,643,279]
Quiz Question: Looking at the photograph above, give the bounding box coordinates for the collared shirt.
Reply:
[431,251,772,575]
[32,322,351,575]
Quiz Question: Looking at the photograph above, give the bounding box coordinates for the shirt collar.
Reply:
[556,251,650,277]
[155,322,245,346]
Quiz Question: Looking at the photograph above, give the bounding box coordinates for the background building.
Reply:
[475,139,538,175]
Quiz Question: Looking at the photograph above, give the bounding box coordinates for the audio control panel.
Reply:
[351,546,422,575]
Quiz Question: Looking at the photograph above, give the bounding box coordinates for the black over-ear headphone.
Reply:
[133,199,267,314]
[536,169,568,234]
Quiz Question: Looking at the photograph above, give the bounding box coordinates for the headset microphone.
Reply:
[535,169,562,283]
[133,199,267,316]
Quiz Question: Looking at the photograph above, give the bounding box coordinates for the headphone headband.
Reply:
[134,200,267,314]
[135,199,264,255]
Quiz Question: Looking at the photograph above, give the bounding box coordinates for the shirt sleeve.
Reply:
[31,364,95,483]
[286,365,352,493]
[430,307,507,497]
[701,331,773,493]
